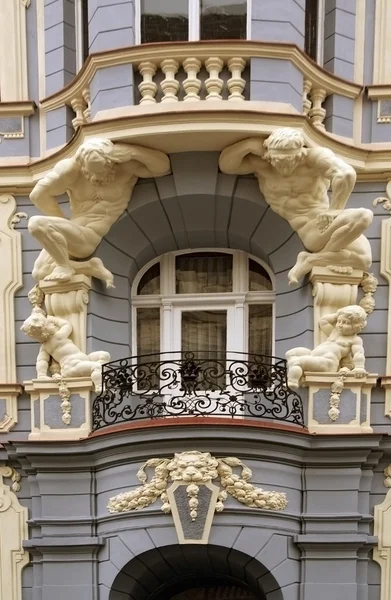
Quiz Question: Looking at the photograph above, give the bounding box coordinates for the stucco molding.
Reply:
[40,41,362,113]
[373,489,391,600]
[0,466,29,600]
[0,0,29,101]
[377,184,391,417]
[0,195,23,431]
[0,102,35,117]
[373,0,391,85]
[5,111,391,189]
[107,451,288,541]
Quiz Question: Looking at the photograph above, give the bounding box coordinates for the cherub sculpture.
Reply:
[285,305,367,389]
[21,310,110,391]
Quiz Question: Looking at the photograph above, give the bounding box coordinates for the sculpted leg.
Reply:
[29,216,101,283]
[320,209,373,252]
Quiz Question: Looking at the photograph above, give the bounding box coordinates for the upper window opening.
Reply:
[141,0,188,43]
[75,0,89,71]
[139,0,248,43]
[304,0,324,64]
[249,259,272,291]
[200,1,247,40]
[175,252,233,294]
[138,262,160,295]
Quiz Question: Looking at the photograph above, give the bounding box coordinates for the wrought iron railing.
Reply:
[92,352,304,432]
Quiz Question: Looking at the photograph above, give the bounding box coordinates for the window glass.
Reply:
[137,307,160,356]
[176,253,233,294]
[249,259,272,291]
[248,305,272,356]
[201,0,247,40]
[141,0,188,43]
[305,0,318,61]
[138,262,160,295]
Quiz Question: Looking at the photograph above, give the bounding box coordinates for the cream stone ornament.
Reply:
[21,309,110,391]
[0,466,29,600]
[219,129,372,284]
[107,451,287,516]
[286,304,367,389]
[29,138,170,285]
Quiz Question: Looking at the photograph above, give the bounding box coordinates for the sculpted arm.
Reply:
[29,158,79,218]
[110,144,171,178]
[219,138,266,175]
[311,148,356,211]
[36,346,50,378]
[351,337,366,372]
[51,316,73,339]
[319,312,338,336]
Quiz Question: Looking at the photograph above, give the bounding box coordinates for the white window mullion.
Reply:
[189,0,200,41]
[316,0,325,66]
[135,0,141,45]
[246,0,252,40]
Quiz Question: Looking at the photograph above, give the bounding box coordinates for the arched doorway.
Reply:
[108,544,283,600]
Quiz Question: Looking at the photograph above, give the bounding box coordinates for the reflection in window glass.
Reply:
[248,305,272,357]
[138,263,160,295]
[249,259,272,291]
[137,307,160,356]
[201,0,246,40]
[141,0,188,43]
[176,253,233,294]
[182,310,227,388]
[305,0,318,61]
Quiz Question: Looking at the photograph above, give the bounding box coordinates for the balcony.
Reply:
[91,351,304,432]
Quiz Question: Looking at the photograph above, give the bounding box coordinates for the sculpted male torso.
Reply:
[29,139,170,284]
[219,129,373,283]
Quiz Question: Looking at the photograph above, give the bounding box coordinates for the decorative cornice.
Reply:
[41,40,362,111]
[0,101,35,117]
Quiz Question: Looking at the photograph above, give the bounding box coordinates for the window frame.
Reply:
[131,249,275,358]
[135,0,252,45]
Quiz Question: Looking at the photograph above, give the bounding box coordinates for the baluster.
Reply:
[82,87,91,122]
[227,57,246,101]
[205,57,224,101]
[309,88,327,129]
[138,61,158,105]
[303,79,312,116]
[183,57,202,102]
[160,59,180,103]
[70,96,86,129]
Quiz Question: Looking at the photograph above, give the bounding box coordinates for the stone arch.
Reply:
[89,152,312,361]
[108,544,283,600]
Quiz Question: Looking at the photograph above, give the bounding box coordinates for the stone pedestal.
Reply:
[40,275,91,353]
[310,267,364,344]
[25,377,94,440]
[0,384,22,432]
[303,372,377,434]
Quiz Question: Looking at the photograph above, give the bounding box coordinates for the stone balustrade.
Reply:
[136,56,247,104]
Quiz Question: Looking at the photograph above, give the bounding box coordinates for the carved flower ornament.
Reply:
[107,451,287,520]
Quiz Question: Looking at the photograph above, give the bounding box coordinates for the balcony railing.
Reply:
[92,351,304,432]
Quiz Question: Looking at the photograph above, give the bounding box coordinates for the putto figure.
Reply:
[29,139,171,285]
[285,305,367,389]
[21,310,110,391]
[219,129,372,284]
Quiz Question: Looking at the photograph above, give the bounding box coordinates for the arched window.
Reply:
[137,0,249,44]
[132,250,275,360]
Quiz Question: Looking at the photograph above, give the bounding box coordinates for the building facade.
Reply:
[1,1,391,599]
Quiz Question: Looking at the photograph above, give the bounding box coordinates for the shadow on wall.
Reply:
[89,152,313,361]
[108,544,282,600]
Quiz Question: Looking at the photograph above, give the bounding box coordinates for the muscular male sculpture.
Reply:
[219,129,372,284]
[29,138,171,285]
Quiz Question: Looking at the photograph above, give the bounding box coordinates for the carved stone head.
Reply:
[21,310,56,342]
[75,139,117,184]
[335,305,367,336]
[264,128,307,176]
[167,451,219,483]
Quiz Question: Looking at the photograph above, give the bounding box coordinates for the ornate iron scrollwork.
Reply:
[92,352,304,431]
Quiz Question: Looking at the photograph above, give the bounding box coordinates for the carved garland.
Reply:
[107,451,288,518]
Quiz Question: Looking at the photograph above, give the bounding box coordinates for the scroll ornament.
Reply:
[107,451,287,519]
